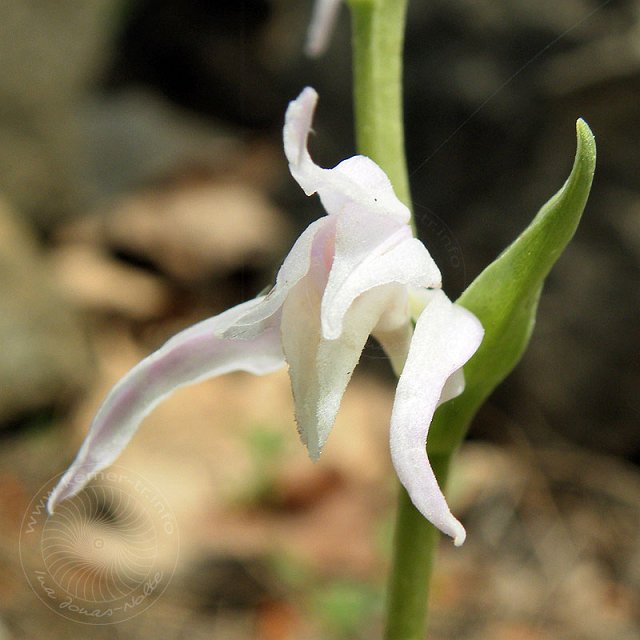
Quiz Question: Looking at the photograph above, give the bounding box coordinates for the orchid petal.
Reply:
[223,216,330,339]
[371,286,412,376]
[374,320,413,378]
[284,88,411,222]
[47,297,285,514]
[305,0,343,57]
[439,368,466,405]
[408,287,466,403]
[389,290,484,546]
[283,86,324,196]
[317,156,411,223]
[321,209,441,340]
[283,274,400,459]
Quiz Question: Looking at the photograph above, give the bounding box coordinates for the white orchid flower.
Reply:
[305,0,344,57]
[47,87,483,545]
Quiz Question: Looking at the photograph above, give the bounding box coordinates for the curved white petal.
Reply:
[407,287,467,402]
[47,297,285,514]
[305,0,343,57]
[321,209,441,340]
[317,156,411,223]
[284,88,410,222]
[389,290,484,545]
[283,87,324,196]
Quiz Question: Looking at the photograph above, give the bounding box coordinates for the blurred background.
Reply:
[0,0,638,638]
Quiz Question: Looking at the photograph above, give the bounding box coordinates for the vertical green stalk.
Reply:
[348,0,411,213]
[348,0,443,637]
[384,457,449,640]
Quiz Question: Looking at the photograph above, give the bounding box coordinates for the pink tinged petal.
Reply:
[321,209,441,341]
[47,297,285,514]
[282,267,401,460]
[279,220,342,459]
[283,88,411,222]
[389,290,484,546]
[304,0,344,57]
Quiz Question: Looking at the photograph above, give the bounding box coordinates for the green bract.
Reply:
[429,119,597,455]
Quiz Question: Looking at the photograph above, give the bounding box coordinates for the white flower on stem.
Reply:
[305,0,343,57]
[47,87,483,546]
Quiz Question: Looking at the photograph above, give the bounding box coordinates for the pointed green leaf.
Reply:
[429,120,596,453]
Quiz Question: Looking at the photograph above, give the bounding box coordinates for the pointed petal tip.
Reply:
[298,86,319,104]
[46,487,60,516]
[285,87,319,126]
[452,522,466,547]
[306,441,321,462]
[46,484,72,516]
[284,87,320,187]
[46,472,83,516]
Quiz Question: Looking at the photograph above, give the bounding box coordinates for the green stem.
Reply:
[348,0,412,216]
[384,455,450,640]
[348,0,446,637]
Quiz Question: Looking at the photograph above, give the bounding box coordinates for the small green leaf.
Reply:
[429,119,596,453]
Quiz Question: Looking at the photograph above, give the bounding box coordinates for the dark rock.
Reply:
[0,0,118,227]
[0,200,93,426]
